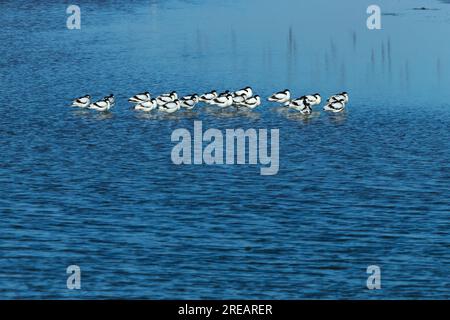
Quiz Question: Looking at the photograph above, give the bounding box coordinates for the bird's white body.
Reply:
[199,91,218,104]
[129,92,151,103]
[294,104,313,115]
[182,94,199,103]
[328,92,349,104]
[89,99,112,112]
[289,98,312,114]
[134,99,157,112]
[234,87,253,99]
[289,98,308,110]
[213,95,234,108]
[232,94,246,106]
[180,98,197,110]
[304,94,322,106]
[156,95,175,106]
[160,92,178,100]
[210,91,232,105]
[104,94,115,105]
[159,100,181,113]
[268,90,291,104]
[324,100,345,113]
[158,91,178,101]
[241,95,261,109]
[72,95,91,108]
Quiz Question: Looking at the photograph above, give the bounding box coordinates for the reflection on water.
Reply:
[94,112,115,121]
[325,111,348,125]
[203,106,261,120]
[0,0,449,299]
[283,111,321,123]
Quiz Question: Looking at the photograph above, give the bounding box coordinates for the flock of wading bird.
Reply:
[71,87,349,115]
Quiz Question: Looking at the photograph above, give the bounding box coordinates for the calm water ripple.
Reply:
[0,0,449,299]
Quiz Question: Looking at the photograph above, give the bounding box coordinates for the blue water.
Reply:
[0,0,449,299]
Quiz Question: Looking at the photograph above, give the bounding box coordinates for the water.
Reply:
[0,0,449,299]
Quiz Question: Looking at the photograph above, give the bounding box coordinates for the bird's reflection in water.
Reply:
[233,108,261,120]
[155,112,185,121]
[204,106,260,120]
[326,111,348,125]
[71,109,91,117]
[284,111,321,123]
[271,105,291,115]
[134,112,160,121]
[71,106,115,120]
[178,110,200,119]
[133,111,194,121]
[94,111,114,121]
[326,110,347,125]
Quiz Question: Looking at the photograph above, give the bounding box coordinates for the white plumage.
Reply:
[159,100,181,113]
[129,92,151,103]
[304,93,322,106]
[327,92,349,104]
[268,89,291,104]
[234,87,253,99]
[71,95,91,108]
[212,94,234,108]
[324,100,345,113]
[156,95,175,106]
[89,99,112,112]
[134,99,157,112]
[180,98,198,110]
[289,98,312,114]
[199,90,218,104]
[182,94,199,103]
[241,95,261,109]
[232,94,247,106]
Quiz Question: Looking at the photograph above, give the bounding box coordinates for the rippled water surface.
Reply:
[0,0,449,299]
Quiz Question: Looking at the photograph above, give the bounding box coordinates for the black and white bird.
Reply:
[160,91,178,100]
[241,95,261,109]
[299,104,313,115]
[89,99,112,112]
[234,87,253,99]
[232,94,247,106]
[182,94,199,103]
[323,100,345,113]
[129,92,151,103]
[180,97,198,110]
[289,97,312,114]
[71,95,91,108]
[210,91,232,105]
[288,96,308,107]
[134,99,157,112]
[104,94,115,105]
[199,90,218,104]
[327,92,349,104]
[159,100,181,113]
[212,94,234,108]
[156,94,176,106]
[218,90,231,98]
[268,89,291,104]
[304,93,322,106]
